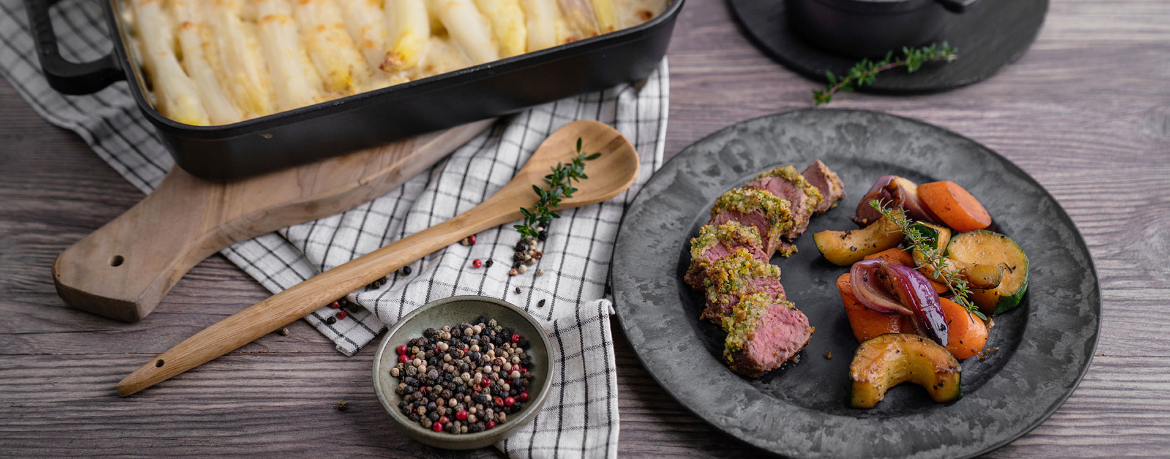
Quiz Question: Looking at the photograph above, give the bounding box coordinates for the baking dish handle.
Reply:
[25,0,125,95]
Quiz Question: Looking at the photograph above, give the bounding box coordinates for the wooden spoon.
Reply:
[117,120,639,396]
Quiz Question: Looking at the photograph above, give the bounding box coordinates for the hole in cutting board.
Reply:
[109,255,124,267]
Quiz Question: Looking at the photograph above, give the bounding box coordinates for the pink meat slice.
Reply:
[701,274,786,324]
[684,223,769,289]
[802,160,847,215]
[726,303,814,378]
[746,175,813,240]
[709,209,790,257]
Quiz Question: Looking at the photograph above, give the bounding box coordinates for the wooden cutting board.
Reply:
[52,120,494,322]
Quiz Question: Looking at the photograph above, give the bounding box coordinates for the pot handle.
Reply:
[25,0,125,95]
[935,0,980,13]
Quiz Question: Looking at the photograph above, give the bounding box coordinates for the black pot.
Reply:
[787,0,978,58]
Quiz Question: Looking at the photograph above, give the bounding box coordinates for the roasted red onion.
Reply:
[849,259,912,315]
[878,263,949,346]
[852,176,937,227]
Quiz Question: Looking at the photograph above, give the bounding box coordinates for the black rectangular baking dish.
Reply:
[27,0,683,180]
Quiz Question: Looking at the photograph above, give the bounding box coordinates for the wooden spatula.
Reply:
[52,120,493,322]
[116,120,639,396]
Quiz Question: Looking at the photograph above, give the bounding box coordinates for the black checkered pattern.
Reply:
[0,1,668,457]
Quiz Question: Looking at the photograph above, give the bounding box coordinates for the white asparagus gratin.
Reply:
[121,0,668,125]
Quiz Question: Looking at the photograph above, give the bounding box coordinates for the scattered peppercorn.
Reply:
[401,265,413,276]
[330,301,341,309]
[325,316,337,325]
[336,311,348,320]
[390,316,536,435]
[536,269,544,277]
[824,351,832,360]
[485,259,494,268]
[472,259,483,269]
[279,328,289,336]
[468,235,477,245]
[537,299,546,308]
[369,277,387,289]
[514,287,521,294]
[509,269,518,276]
[336,400,348,411]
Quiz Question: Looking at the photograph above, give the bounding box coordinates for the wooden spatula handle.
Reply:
[116,188,530,396]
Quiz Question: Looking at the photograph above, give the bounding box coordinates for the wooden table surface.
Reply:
[3,0,1168,456]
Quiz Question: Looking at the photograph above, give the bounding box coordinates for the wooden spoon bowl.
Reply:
[117,120,639,396]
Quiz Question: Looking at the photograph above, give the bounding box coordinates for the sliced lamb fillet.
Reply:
[698,249,785,324]
[684,221,769,289]
[802,160,847,215]
[721,292,814,378]
[746,165,825,241]
[709,188,794,257]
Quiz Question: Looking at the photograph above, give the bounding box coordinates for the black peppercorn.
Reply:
[400,265,412,276]
[485,259,494,268]
[325,316,337,325]
[537,230,547,241]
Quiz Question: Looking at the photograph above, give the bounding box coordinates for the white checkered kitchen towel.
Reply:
[0,1,668,457]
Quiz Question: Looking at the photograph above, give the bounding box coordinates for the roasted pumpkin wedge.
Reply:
[814,210,904,266]
[946,230,1029,315]
[849,333,961,408]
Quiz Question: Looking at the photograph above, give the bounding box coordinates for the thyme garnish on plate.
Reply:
[870,200,987,321]
[514,137,600,240]
[812,43,959,106]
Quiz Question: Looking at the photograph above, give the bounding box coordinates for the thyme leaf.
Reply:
[812,43,958,106]
[513,137,599,239]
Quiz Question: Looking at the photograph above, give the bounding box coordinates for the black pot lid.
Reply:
[611,108,1100,457]
[729,0,1049,93]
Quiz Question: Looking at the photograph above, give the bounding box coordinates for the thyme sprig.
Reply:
[870,200,987,321]
[514,137,600,239]
[812,43,959,106]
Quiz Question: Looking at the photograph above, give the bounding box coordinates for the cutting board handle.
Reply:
[52,120,493,322]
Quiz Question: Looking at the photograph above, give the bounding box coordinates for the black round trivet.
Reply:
[728,0,1049,93]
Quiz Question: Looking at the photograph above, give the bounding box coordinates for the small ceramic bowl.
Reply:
[788,0,980,58]
[372,296,555,450]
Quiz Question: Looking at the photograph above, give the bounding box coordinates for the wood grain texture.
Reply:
[1,0,1168,456]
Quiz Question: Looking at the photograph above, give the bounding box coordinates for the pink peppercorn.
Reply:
[494,397,504,406]
[432,422,443,432]
[486,421,496,430]
[480,379,490,388]
[396,345,408,355]
[456,410,468,420]
[519,392,529,402]
[335,311,347,320]
[398,354,409,363]
[472,259,483,268]
[329,301,341,309]
[504,397,515,406]
[439,416,449,425]
[511,334,521,343]
[468,235,476,245]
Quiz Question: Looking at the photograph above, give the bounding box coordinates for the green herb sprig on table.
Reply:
[870,200,987,321]
[514,137,600,239]
[812,43,958,106]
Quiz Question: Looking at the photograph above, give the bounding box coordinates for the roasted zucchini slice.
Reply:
[946,230,1029,315]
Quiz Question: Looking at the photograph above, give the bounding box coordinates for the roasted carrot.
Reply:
[918,181,992,232]
[863,248,949,294]
[837,273,907,343]
[939,297,988,359]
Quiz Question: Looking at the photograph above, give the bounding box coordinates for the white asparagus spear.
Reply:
[436,0,499,65]
[255,0,324,112]
[337,0,391,72]
[170,0,243,125]
[472,0,526,58]
[556,0,599,38]
[590,0,618,34]
[383,0,432,72]
[203,0,273,116]
[128,0,209,126]
[292,0,370,95]
[521,0,557,51]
